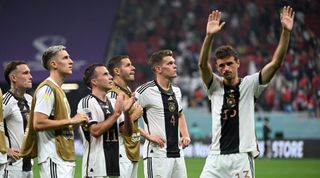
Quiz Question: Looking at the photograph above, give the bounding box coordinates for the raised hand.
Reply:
[280,6,295,31]
[206,10,225,35]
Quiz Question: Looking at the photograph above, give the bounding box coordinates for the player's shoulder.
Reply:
[78,94,95,108]
[37,84,54,94]
[136,80,156,94]
[242,72,260,84]
[3,91,15,106]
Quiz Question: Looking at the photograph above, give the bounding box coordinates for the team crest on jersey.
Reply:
[226,89,236,108]
[168,102,176,112]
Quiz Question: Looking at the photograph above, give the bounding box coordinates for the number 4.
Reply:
[170,115,176,126]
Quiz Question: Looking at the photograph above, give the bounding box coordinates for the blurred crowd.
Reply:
[109,0,320,117]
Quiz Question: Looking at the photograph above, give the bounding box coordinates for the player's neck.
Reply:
[113,78,128,89]
[156,76,171,91]
[9,87,25,98]
[92,89,107,102]
[49,72,65,87]
[223,77,240,87]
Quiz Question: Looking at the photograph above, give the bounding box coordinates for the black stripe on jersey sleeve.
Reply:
[207,75,214,89]
[259,71,263,85]
[3,92,13,105]
[82,95,92,108]
[136,81,156,94]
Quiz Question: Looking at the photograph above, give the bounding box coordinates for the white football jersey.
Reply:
[135,80,183,158]
[3,91,33,170]
[77,94,121,177]
[207,72,267,157]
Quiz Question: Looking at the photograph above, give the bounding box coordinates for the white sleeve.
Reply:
[175,87,183,112]
[77,97,98,125]
[135,89,147,108]
[207,73,222,97]
[34,85,54,117]
[3,99,12,119]
[247,72,268,97]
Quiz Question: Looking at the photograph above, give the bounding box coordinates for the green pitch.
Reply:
[32,157,320,178]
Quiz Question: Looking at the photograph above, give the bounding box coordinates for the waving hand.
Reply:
[280,6,295,31]
[206,10,225,35]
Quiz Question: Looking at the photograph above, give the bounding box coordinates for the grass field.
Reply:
[32,157,320,178]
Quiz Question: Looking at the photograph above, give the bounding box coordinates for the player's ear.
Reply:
[114,68,120,76]
[154,65,161,73]
[91,78,97,87]
[9,73,16,83]
[50,59,57,70]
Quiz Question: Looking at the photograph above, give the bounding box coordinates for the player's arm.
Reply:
[198,10,225,88]
[260,6,294,85]
[89,112,121,138]
[2,100,20,160]
[139,127,165,148]
[33,86,88,131]
[179,112,191,148]
[33,112,88,131]
[89,94,127,138]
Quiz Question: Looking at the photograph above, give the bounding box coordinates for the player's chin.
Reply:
[67,70,73,74]
[129,76,135,81]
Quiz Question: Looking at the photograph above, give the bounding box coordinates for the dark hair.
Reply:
[83,63,106,89]
[149,49,173,72]
[106,55,129,76]
[4,60,27,84]
[42,45,66,70]
[214,45,239,62]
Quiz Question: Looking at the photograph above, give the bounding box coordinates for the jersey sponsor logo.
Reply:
[131,132,140,143]
[0,122,4,132]
[62,128,74,140]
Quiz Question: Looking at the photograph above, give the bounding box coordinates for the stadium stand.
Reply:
[108,0,320,117]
